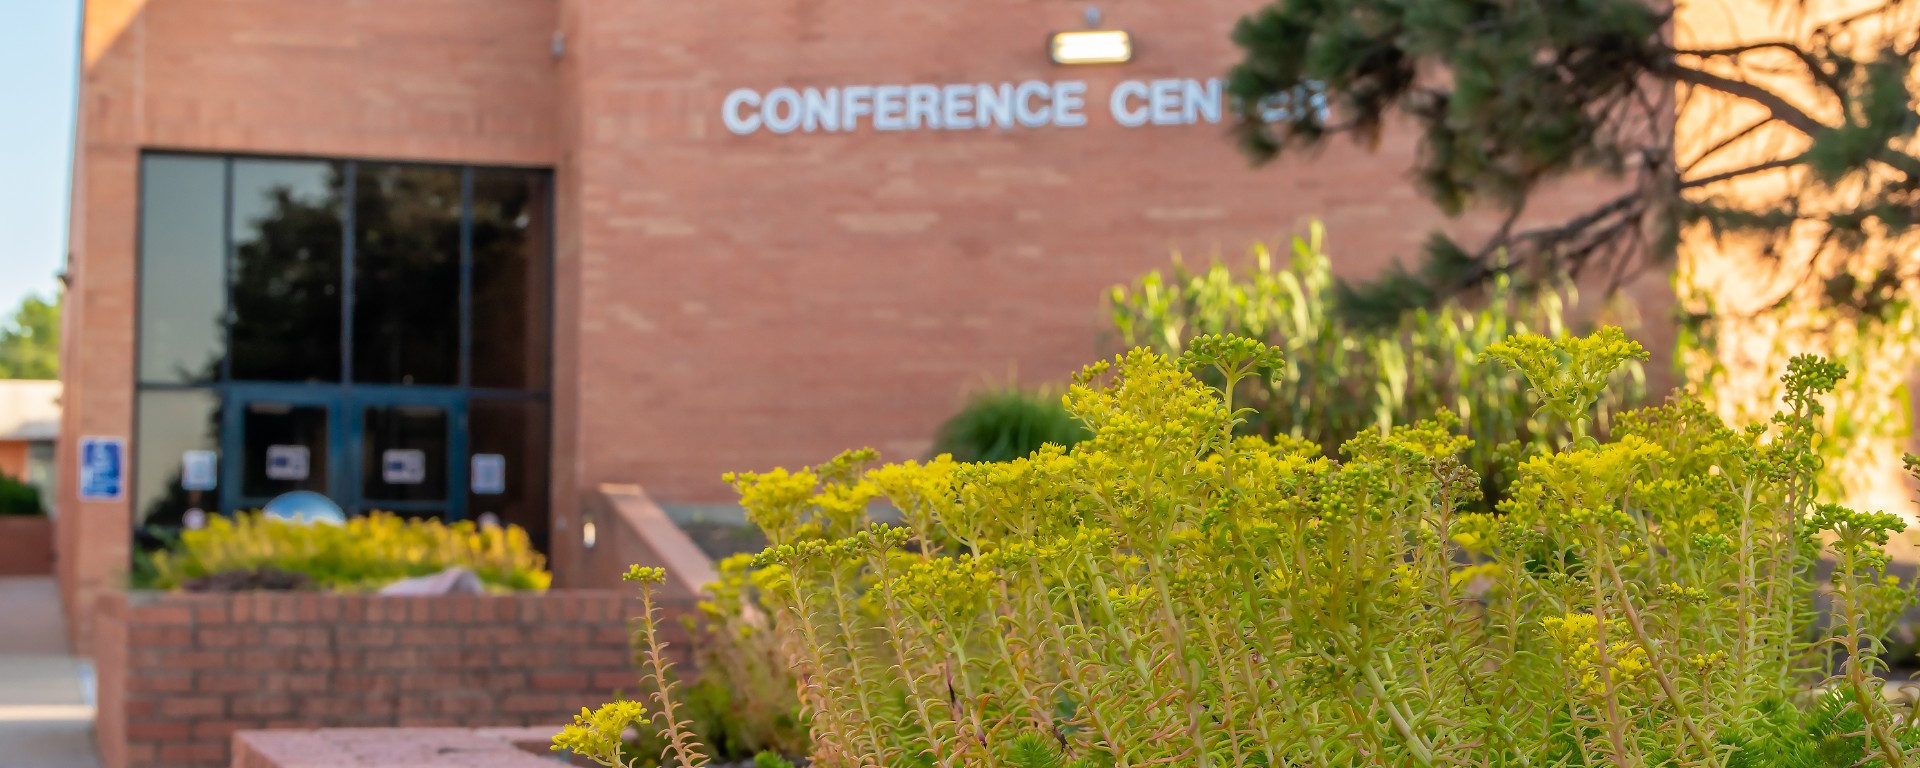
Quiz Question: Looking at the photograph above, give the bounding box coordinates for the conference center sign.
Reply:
[720,77,1327,136]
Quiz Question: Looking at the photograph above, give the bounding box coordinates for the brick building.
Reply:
[59,0,1635,647]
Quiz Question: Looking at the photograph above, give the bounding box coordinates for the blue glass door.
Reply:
[221,385,345,513]
[220,386,466,520]
[347,389,466,520]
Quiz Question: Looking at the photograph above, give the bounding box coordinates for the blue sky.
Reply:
[0,0,82,316]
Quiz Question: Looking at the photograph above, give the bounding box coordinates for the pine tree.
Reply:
[1225,0,1920,322]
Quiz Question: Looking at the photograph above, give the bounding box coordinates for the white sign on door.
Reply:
[181,450,217,491]
[382,449,426,485]
[265,445,310,481]
[471,454,506,495]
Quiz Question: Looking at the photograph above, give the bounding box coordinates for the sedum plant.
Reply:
[138,511,550,592]
[564,328,1920,768]
[1108,223,1644,507]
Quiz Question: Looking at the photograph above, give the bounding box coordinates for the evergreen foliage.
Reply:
[1224,0,1920,319]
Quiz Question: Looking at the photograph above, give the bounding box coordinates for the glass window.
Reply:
[353,164,461,385]
[133,153,553,535]
[467,399,549,552]
[138,156,227,384]
[134,390,222,534]
[229,159,346,382]
[239,401,330,499]
[470,170,551,391]
[359,404,449,507]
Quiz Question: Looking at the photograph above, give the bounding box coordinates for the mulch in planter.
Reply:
[180,568,316,592]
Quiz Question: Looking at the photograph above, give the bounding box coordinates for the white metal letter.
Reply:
[722,89,762,135]
[842,85,875,131]
[1014,81,1052,128]
[941,84,976,130]
[763,88,802,134]
[975,83,1015,129]
[907,84,942,129]
[1184,78,1223,124]
[801,88,840,132]
[1149,79,1183,125]
[1110,80,1150,127]
[1052,81,1088,127]
[873,85,908,131]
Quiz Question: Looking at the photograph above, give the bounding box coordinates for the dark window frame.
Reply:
[131,149,555,531]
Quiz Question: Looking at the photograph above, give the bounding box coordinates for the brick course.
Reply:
[93,590,687,768]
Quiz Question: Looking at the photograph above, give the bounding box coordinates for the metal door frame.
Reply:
[220,383,468,520]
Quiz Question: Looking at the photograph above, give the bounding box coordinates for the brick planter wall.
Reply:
[232,727,571,768]
[93,590,693,768]
[0,514,53,576]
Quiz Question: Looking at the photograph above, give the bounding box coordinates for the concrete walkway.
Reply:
[0,577,102,768]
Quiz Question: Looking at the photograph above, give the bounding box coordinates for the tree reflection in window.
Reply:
[228,159,345,383]
[353,164,461,386]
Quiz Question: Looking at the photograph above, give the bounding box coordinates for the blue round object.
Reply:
[261,491,347,526]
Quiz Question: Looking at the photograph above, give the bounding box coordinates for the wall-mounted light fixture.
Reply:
[1050,7,1131,65]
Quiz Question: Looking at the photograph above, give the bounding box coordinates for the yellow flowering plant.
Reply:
[565,328,1920,768]
[138,511,550,592]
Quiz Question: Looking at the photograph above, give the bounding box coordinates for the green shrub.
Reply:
[0,472,43,516]
[563,328,1920,768]
[930,385,1090,463]
[137,511,550,592]
[1108,222,1644,506]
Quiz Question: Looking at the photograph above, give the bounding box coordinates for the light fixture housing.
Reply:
[1050,29,1132,65]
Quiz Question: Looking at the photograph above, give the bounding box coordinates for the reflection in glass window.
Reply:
[353,164,461,386]
[138,156,227,383]
[229,159,346,382]
[134,389,222,535]
[471,170,551,391]
[468,399,549,553]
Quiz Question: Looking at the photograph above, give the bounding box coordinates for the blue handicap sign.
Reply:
[79,436,126,502]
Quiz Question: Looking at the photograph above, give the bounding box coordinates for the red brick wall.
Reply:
[0,515,54,576]
[92,590,683,768]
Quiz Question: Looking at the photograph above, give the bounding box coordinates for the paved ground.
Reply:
[0,577,102,768]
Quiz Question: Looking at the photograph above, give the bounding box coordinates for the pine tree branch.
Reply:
[1680,154,1809,189]
[1663,64,1829,137]
[1461,190,1649,286]
[1681,118,1775,173]
[1670,42,1844,98]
